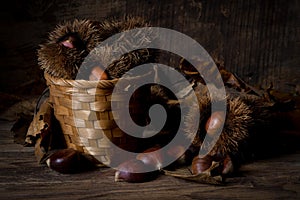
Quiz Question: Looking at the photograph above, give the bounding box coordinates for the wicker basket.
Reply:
[44,72,152,166]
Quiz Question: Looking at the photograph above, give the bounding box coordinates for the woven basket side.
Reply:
[45,73,139,165]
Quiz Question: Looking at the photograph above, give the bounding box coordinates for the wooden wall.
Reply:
[1,0,299,96]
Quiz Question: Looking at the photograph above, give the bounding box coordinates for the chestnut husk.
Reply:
[46,148,97,174]
[115,159,160,183]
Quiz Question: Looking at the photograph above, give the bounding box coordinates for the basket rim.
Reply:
[44,70,155,90]
[44,72,118,89]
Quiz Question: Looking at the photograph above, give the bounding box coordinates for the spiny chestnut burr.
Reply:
[115,159,160,183]
[205,111,226,136]
[46,148,96,174]
[191,155,213,175]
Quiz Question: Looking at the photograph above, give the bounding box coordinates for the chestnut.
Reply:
[115,159,160,183]
[61,39,74,48]
[220,155,234,175]
[168,145,199,166]
[167,145,185,160]
[205,111,225,136]
[136,146,163,170]
[191,155,213,175]
[60,34,86,49]
[46,148,96,174]
[209,154,235,175]
[89,66,109,81]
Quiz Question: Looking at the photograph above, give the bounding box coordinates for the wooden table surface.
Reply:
[0,120,299,200]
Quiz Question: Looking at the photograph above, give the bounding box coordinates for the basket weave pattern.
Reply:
[44,73,139,165]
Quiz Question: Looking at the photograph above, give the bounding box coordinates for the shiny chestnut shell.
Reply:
[115,159,159,183]
[166,145,199,166]
[191,155,213,175]
[136,146,163,170]
[89,66,108,81]
[46,148,96,174]
[205,111,225,136]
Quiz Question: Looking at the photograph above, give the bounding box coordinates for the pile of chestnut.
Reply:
[46,110,233,183]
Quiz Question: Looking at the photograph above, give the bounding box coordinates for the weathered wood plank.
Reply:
[0,120,299,199]
[1,0,299,95]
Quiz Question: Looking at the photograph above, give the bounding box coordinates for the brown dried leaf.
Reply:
[25,98,52,145]
[163,161,224,185]
[25,98,62,163]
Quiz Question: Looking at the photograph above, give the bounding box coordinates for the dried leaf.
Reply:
[26,98,67,163]
[163,161,224,185]
[25,98,52,145]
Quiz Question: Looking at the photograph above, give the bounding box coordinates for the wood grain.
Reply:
[0,0,299,95]
[0,120,299,199]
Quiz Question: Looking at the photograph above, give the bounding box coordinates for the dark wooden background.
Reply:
[0,0,299,97]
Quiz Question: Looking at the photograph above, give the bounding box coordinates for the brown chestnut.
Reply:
[89,66,108,81]
[60,34,84,49]
[173,145,200,166]
[221,155,234,175]
[191,155,213,175]
[61,40,74,48]
[205,111,225,136]
[136,146,163,170]
[167,145,189,166]
[46,148,96,174]
[167,145,185,159]
[115,159,160,183]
